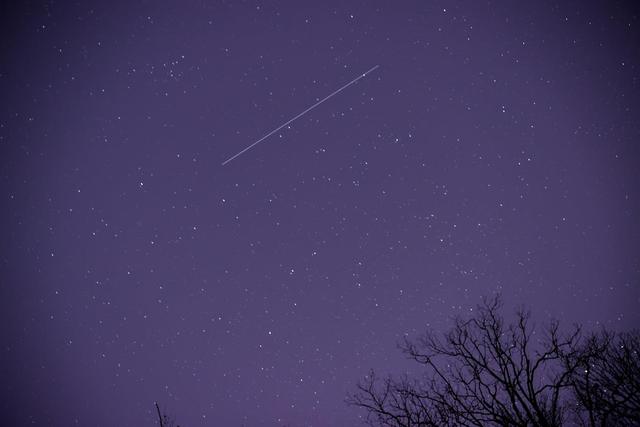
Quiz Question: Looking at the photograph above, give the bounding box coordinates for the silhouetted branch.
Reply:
[348,295,639,426]
[155,402,164,427]
[154,402,180,427]
[564,330,640,426]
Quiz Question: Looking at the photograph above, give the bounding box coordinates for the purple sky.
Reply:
[1,1,639,426]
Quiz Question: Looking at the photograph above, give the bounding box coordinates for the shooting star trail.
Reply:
[221,64,379,166]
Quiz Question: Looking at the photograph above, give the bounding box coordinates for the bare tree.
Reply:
[566,330,640,426]
[348,296,585,426]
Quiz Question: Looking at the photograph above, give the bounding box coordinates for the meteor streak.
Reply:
[221,65,379,166]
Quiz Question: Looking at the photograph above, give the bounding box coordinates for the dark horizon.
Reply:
[1,1,639,425]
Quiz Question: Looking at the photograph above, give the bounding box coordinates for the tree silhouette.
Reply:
[347,296,639,426]
[565,330,640,426]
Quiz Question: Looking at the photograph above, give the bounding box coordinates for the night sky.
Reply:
[1,1,639,426]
